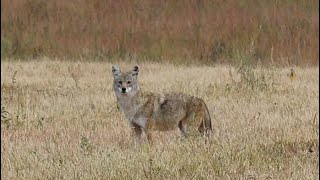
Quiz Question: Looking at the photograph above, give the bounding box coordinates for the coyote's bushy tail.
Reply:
[199,100,213,136]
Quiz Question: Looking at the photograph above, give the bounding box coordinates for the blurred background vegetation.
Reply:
[1,0,319,66]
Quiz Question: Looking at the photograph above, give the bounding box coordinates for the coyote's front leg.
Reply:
[131,117,154,146]
[131,122,142,147]
[143,131,152,146]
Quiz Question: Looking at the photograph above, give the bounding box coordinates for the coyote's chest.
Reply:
[117,96,142,122]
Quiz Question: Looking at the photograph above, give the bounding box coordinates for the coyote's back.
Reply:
[112,65,212,145]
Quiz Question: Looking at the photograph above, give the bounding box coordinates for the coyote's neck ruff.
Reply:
[112,65,212,145]
[116,90,145,122]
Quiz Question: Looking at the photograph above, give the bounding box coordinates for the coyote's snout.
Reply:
[112,65,212,146]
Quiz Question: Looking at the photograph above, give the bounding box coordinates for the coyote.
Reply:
[112,65,212,145]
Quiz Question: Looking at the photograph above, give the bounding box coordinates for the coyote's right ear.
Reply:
[112,65,121,77]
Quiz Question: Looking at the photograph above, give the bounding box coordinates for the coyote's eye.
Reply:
[118,81,123,84]
[127,81,131,84]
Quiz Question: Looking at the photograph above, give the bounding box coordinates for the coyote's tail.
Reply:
[201,100,213,135]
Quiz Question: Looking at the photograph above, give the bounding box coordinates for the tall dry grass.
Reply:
[1,0,319,65]
[1,59,319,179]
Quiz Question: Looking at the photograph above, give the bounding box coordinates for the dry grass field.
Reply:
[1,0,319,65]
[1,59,319,179]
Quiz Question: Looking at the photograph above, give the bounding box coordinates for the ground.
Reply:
[1,59,319,179]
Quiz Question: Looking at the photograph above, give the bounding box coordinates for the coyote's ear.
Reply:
[131,66,139,76]
[112,65,121,76]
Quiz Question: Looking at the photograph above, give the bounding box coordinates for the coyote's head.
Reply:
[112,65,139,96]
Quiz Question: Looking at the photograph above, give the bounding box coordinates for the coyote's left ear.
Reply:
[112,65,121,77]
[131,66,139,76]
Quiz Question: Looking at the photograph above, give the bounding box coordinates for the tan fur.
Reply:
[112,65,212,146]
